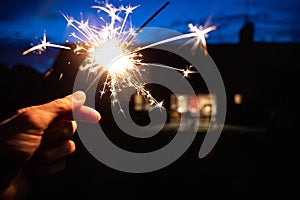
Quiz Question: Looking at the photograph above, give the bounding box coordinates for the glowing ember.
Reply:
[91,39,135,76]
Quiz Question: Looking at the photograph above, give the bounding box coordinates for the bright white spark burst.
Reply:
[23,2,216,114]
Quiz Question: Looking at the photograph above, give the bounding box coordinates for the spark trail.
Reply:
[23,1,215,113]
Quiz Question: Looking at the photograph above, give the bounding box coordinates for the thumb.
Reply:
[72,91,101,123]
[40,91,100,123]
[39,91,86,116]
[72,91,86,109]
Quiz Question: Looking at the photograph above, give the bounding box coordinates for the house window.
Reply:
[169,93,217,122]
[234,94,243,104]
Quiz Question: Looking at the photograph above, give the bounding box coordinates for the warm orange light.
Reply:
[234,94,243,104]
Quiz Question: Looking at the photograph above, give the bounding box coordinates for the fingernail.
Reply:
[73,91,85,102]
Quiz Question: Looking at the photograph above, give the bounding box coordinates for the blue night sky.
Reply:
[0,0,299,73]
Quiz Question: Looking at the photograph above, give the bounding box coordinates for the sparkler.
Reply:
[23,1,216,114]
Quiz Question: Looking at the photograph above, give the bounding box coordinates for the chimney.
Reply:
[239,21,254,44]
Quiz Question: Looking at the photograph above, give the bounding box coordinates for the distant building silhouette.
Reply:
[239,21,254,44]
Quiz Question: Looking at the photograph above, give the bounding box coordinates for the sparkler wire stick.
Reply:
[126,1,170,43]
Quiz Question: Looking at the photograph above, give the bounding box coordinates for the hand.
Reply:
[0,91,100,199]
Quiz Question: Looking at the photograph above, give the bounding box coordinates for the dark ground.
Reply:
[26,123,295,200]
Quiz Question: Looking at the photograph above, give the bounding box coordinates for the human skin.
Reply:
[0,91,100,200]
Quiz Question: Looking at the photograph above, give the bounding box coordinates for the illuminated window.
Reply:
[134,94,144,111]
[133,94,151,111]
[177,95,188,113]
[234,94,243,104]
[169,93,217,122]
[198,93,215,117]
[188,95,199,114]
